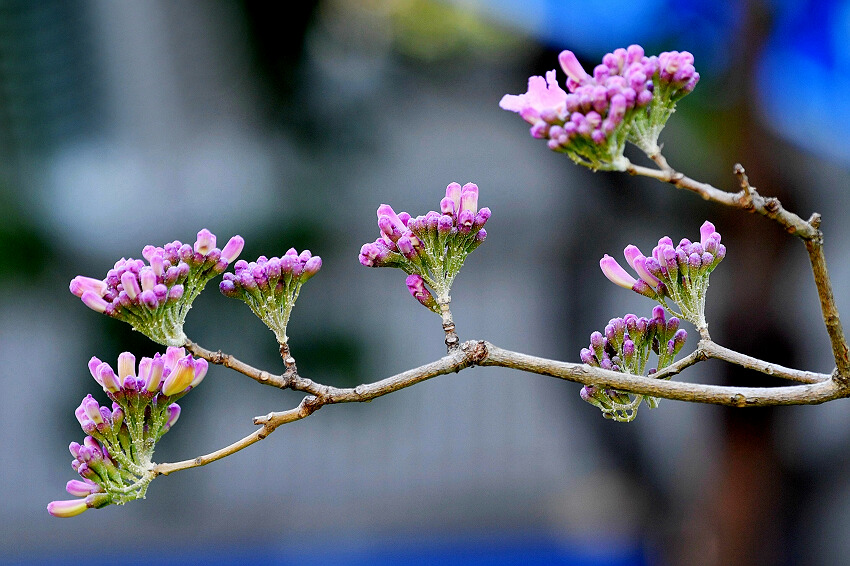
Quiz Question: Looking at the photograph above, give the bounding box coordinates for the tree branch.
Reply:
[154,338,845,477]
[626,157,850,381]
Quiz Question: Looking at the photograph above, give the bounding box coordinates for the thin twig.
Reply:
[701,340,830,384]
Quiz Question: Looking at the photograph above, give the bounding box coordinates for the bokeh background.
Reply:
[2,0,850,564]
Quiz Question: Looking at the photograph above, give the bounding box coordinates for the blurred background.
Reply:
[2,0,850,564]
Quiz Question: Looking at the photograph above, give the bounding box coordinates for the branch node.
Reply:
[808,212,822,230]
[733,163,754,209]
[470,341,488,365]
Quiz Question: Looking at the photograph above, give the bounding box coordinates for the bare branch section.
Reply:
[626,157,850,380]
[156,338,843,476]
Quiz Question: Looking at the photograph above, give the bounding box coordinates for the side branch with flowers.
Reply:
[49,44,850,517]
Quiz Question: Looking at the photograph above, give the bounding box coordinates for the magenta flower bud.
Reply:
[715,244,726,262]
[111,405,124,428]
[459,183,479,215]
[66,479,100,497]
[445,182,462,208]
[119,271,140,300]
[220,235,244,263]
[220,279,238,296]
[150,253,166,278]
[163,346,185,371]
[623,245,643,271]
[302,256,322,280]
[472,208,491,231]
[558,50,590,83]
[146,356,165,392]
[97,362,121,393]
[83,397,103,425]
[153,284,168,302]
[688,253,702,269]
[438,215,454,235]
[183,359,205,390]
[457,210,474,233]
[440,197,455,216]
[138,266,156,292]
[164,403,182,431]
[599,358,614,371]
[194,229,216,255]
[117,352,135,384]
[47,499,89,518]
[600,255,637,290]
[699,221,716,247]
[138,356,152,387]
[81,291,109,314]
[87,356,103,383]
[162,355,196,396]
[397,235,417,260]
[69,276,107,298]
[669,329,688,355]
[168,285,184,301]
[406,274,438,311]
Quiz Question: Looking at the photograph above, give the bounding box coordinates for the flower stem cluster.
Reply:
[48,348,207,517]
[579,306,687,422]
[359,182,489,313]
[500,45,699,170]
[220,250,322,344]
[600,221,725,329]
[70,229,244,346]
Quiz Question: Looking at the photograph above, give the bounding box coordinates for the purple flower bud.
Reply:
[580,348,596,366]
[97,362,121,393]
[69,276,107,298]
[47,499,90,518]
[472,208,491,231]
[590,331,605,358]
[406,274,438,311]
[66,479,100,497]
[457,210,474,233]
[302,256,322,281]
[168,285,184,301]
[81,291,109,314]
[688,253,702,269]
[194,229,216,255]
[83,396,103,425]
[459,183,479,216]
[440,197,455,216]
[162,355,196,396]
[220,279,237,297]
[164,403,181,431]
[558,50,590,84]
[119,271,141,300]
[716,244,726,262]
[438,215,454,235]
[190,359,208,388]
[220,235,245,263]
[146,356,165,392]
[600,255,636,290]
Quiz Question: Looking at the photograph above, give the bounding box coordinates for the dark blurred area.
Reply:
[2,0,850,564]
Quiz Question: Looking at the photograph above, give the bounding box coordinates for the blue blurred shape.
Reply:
[757,0,850,164]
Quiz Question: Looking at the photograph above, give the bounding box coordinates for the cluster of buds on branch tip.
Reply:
[220,250,322,344]
[70,229,245,346]
[600,221,725,330]
[48,348,207,517]
[580,306,688,422]
[500,45,699,170]
[360,182,490,314]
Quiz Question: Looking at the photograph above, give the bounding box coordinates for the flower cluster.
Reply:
[220,250,322,344]
[70,229,244,346]
[359,182,489,313]
[600,221,725,329]
[579,306,687,422]
[500,45,699,170]
[48,348,207,517]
